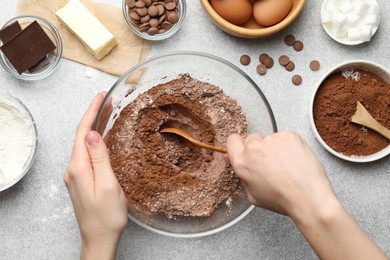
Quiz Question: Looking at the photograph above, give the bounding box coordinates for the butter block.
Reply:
[55,0,117,60]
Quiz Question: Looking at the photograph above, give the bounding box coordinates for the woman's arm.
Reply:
[227,131,387,260]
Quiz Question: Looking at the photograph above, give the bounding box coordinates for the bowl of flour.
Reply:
[0,91,38,191]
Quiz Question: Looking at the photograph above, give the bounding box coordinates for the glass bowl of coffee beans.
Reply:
[122,0,187,41]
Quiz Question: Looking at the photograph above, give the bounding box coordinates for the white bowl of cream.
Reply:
[0,91,38,191]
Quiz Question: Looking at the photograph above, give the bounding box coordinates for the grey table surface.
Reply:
[1,0,389,259]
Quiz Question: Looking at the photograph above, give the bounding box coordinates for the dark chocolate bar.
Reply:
[0,21,22,43]
[0,21,56,74]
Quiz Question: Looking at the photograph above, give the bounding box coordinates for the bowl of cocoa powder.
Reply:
[94,51,277,237]
[310,60,390,162]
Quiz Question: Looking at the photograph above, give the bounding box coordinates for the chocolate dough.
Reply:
[108,74,248,218]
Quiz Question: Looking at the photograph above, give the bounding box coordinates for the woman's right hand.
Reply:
[226,131,335,217]
[227,131,387,260]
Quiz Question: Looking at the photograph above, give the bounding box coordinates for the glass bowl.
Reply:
[310,60,390,163]
[94,51,277,237]
[0,16,63,81]
[122,0,187,41]
[0,91,38,192]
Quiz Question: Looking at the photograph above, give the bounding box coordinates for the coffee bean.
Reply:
[278,55,290,66]
[293,41,304,51]
[256,64,267,75]
[240,55,251,66]
[285,61,295,72]
[310,60,320,71]
[292,75,302,86]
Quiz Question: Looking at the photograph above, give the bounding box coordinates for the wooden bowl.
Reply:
[200,0,306,38]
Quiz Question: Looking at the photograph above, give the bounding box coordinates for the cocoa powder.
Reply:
[313,69,390,156]
[107,74,248,218]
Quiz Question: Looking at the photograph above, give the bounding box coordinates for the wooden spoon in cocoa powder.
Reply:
[351,101,390,140]
[160,128,227,153]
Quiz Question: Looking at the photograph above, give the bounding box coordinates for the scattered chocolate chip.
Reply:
[310,60,321,71]
[259,53,269,64]
[285,61,295,72]
[292,75,302,86]
[240,54,251,66]
[284,34,296,46]
[264,57,274,68]
[256,64,267,75]
[293,40,304,52]
[278,55,290,66]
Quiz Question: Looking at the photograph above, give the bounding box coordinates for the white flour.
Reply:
[0,95,34,187]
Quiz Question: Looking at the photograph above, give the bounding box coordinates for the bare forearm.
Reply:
[292,197,387,260]
[81,237,120,260]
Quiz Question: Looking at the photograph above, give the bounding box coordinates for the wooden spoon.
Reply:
[351,101,390,140]
[160,128,227,153]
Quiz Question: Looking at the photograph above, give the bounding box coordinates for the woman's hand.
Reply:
[64,92,128,260]
[227,131,387,260]
[227,131,334,217]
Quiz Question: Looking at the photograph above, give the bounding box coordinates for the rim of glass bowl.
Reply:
[309,60,390,163]
[0,91,38,192]
[0,15,63,81]
[94,51,278,238]
[122,0,187,41]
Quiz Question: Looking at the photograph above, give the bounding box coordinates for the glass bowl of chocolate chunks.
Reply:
[122,0,187,41]
[0,16,63,80]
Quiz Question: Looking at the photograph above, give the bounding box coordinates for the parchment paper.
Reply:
[16,0,151,77]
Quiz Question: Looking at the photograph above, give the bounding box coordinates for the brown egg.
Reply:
[210,0,252,25]
[253,0,293,27]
